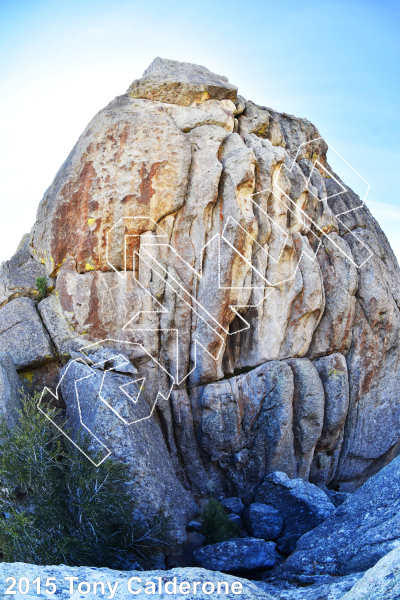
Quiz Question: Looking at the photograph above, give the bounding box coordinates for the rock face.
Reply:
[278,455,400,576]
[255,471,334,553]
[193,537,276,572]
[0,298,55,370]
[3,558,397,599]
[342,545,400,600]
[1,57,400,537]
[0,236,49,307]
[0,352,23,427]
[242,503,283,540]
[309,353,350,487]
[221,497,245,515]
[37,293,88,361]
[260,574,364,600]
[190,361,296,501]
[47,358,197,541]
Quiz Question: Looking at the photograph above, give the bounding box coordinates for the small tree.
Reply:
[200,498,239,544]
[0,393,171,568]
[35,277,47,300]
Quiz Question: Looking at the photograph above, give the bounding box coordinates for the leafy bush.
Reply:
[35,276,47,300]
[199,498,239,544]
[0,393,171,568]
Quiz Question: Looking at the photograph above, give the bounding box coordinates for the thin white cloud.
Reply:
[368,200,400,222]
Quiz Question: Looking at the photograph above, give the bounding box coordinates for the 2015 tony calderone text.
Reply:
[4,575,244,596]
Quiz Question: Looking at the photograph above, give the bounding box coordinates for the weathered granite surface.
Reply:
[128,57,238,106]
[0,351,23,427]
[242,503,283,540]
[1,558,397,599]
[255,471,334,554]
[342,544,400,600]
[0,234,49,307]
[193,537,276,572]
[54,358,197,542]
[259,573,364,599]
[0,298,55,369]
[277,455,400,576]
[0,58,398,543]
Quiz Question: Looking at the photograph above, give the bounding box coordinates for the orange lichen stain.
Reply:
[114,123,130,162]
[219,199,224,234]
[138,161,166,205]
[124,230,140,272]
[53,160,97,269]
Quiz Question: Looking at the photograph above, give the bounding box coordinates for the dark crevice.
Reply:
[34,300,62,367]
[217,365,257,381]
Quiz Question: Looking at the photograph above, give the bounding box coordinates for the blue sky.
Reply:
[0,0,399,262]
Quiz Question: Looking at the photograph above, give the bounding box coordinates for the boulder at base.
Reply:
[255,471,334,553]
[242,503,283,540]
[193,537,276,572]
[221,497,245,515]
[279,454,400,576]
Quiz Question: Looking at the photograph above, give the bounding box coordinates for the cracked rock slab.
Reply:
[38,293,88,361]
[128,57,237,106]
[58,359,197,542]
[0,297,56,370]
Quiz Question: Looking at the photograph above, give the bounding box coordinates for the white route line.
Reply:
[282,136,370,214]
[124,257,275,384]
[38,339,174,465]
[39,135,373,464]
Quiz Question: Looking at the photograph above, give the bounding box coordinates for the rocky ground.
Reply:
[0,57,399,594]
[1,545,399,599]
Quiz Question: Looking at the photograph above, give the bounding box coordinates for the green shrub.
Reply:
[0,393,171,568]
[35,276,47,300]
[199,498,239,544]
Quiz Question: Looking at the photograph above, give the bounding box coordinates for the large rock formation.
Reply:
[1,57,400,536]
